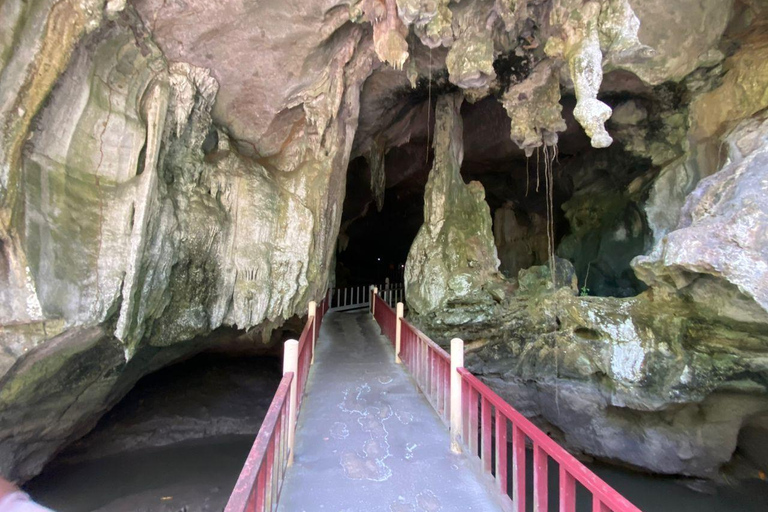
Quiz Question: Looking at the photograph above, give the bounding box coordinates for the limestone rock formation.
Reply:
[413,266,768,477]
[501,60,566,155]
[0,2,373,481]
[405,94,504,315]
[634,113,768,325]
[1,0,767,489]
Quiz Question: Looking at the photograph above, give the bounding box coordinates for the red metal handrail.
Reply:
[370,297,641,512]
[226,295,329,512]
[458,368,642,512]
[400,318,451,424]
[296,314,314,409]
[373,293,451,424]
[225,373,293,512]
[373,293,397,347]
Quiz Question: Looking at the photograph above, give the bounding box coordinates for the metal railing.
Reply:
[329,283,404,311]
[373,292,450,424]
[458,368,641,512]
[328,285,370,311]
[224,373,293,511]
[371,294,642,512]
[225,296,329,512]
[377,283,404,309]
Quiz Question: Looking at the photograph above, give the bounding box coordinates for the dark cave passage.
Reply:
[336,140,431,287]
[24,351,284,512]
[341,92,657,298]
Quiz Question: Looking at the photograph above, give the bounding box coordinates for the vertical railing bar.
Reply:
[513,425,526,512]
[534,444,548,512]
[256,466,266,511]
[469,387,479,457]
[560,467,576,512]
[481,397,492,473]
[462,378,470,452]
[265,434,274,511]
[496,410,508,495]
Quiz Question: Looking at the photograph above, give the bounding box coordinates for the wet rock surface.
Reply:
[1,0,767,490]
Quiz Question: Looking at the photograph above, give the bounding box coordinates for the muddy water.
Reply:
[512,451,768,512]
[21,349,767,511]
[26,436,253,512]
[586,462,768,512]
[25,435,767,512]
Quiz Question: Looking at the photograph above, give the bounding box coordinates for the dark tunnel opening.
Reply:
[338,91,657,298]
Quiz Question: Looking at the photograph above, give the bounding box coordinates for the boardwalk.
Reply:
[277,310,502,512]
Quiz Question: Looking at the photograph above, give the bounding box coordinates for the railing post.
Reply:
[283,339,299,466]
[308,301,317,364]
[395,302,404,364]
[371,286,378,315]
[450,337,464,453]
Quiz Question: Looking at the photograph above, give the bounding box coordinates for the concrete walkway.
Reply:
[278,310,502,512]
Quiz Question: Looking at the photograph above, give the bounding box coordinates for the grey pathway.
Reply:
[278,310,502,512]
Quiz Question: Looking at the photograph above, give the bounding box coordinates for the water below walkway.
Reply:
[24,310,768,512]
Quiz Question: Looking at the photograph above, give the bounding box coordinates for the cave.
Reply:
[25,350,283,511]
[2,0,768,511]
[339,89,657,298]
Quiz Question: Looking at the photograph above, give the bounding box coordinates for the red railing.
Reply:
[226,295,328,512]
[371,298,641,512]
[296,315,314,407]
[458,369,641,512]
[372,292,452,426]
[224,373,293,512]
[373,293,397,347]
[400,318,451,425]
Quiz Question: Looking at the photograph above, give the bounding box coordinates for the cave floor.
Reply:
[278,310,503,512]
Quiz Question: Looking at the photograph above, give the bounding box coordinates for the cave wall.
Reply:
[0,2,373,481]
[0,0,767,485]
[403,10,768,478]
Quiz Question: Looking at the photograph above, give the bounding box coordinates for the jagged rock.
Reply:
[501,60,567,155]
[445,0,496,90]
[411,284,768,477]
[1,0,767,489]
[620,0,733,85]
[633,112,768,324]
[516,258,578,295]
[688,30,768,141]
[0,3,374,481]
[405,93,503,315]
[0,0,110,328]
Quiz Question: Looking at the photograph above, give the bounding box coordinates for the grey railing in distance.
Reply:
[328,283,404,311]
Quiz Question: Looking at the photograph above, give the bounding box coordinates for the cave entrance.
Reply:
[459,95,655,297]
[342,73,662,298]
[336,143,430,288]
